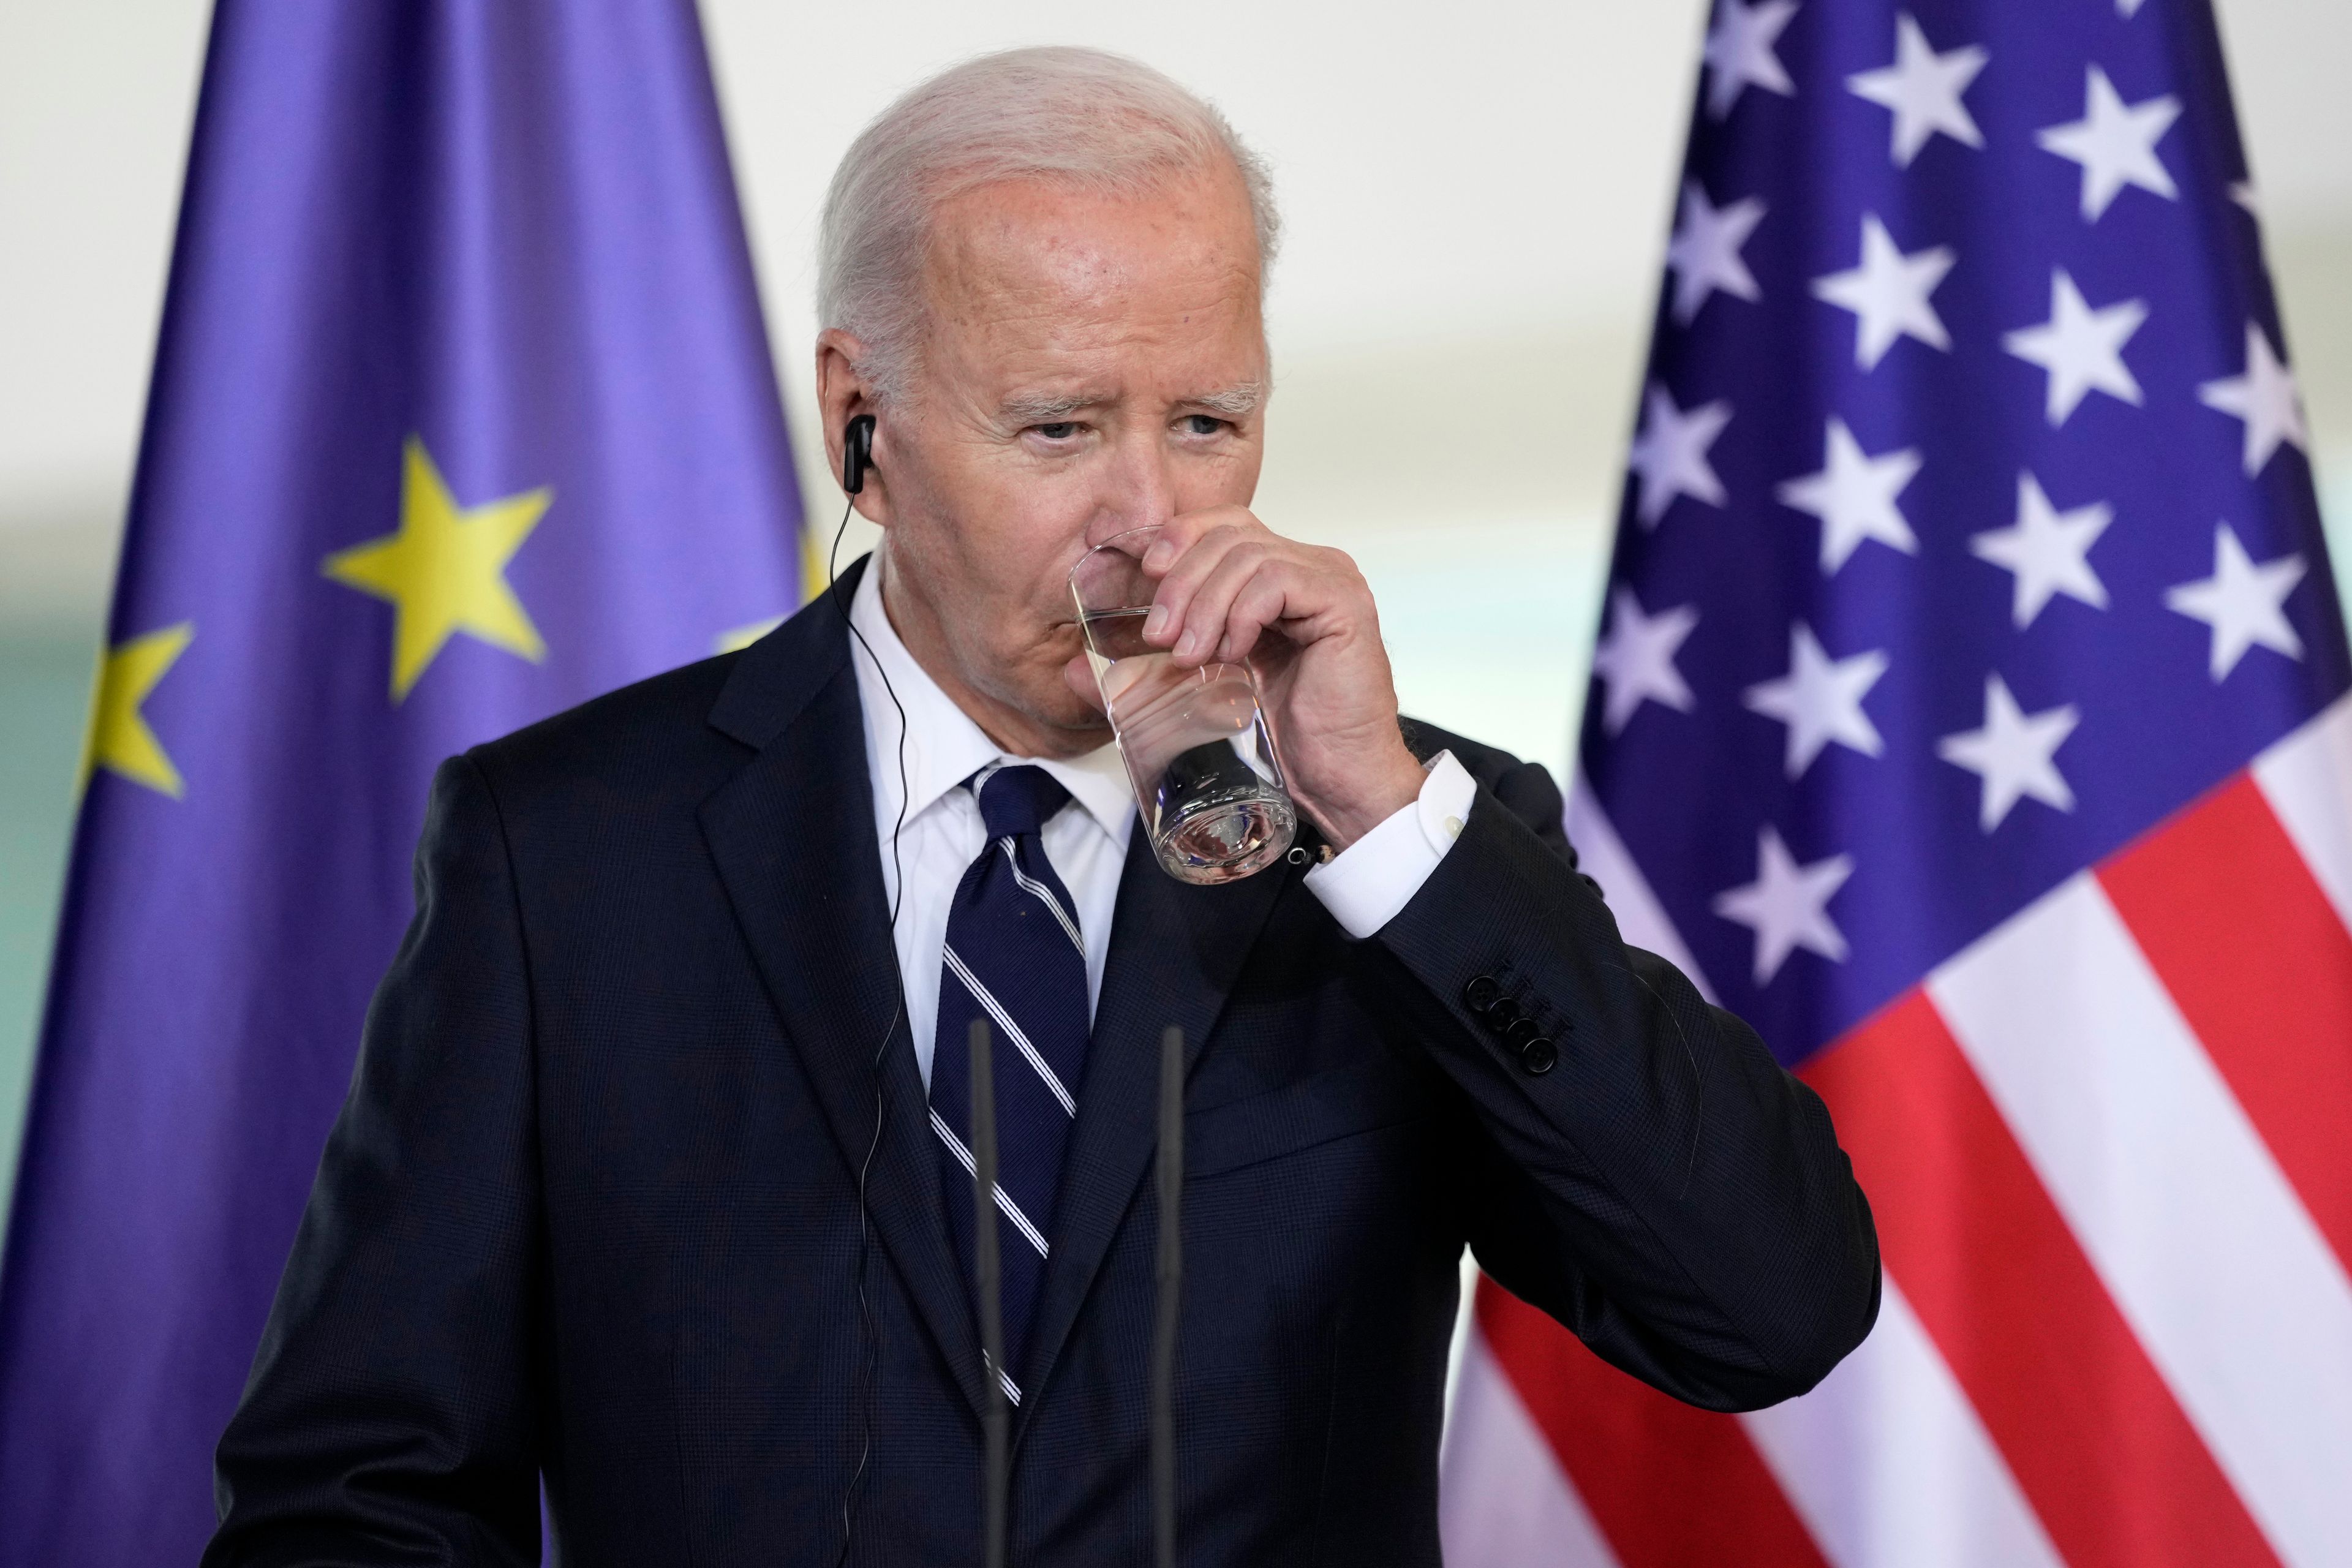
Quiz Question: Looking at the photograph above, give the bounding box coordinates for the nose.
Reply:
[1082,427,1178,549]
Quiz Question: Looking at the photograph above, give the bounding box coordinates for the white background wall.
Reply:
[2,1,2350,1191]
[9,2,2351,519]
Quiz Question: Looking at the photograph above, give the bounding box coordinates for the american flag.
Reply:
[1441,2,2352,1565]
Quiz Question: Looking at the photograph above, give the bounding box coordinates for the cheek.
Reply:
[960,506,1090,624]
[924,497,1093,673]
[894,428,1098,652]
[1172,438,1265,517]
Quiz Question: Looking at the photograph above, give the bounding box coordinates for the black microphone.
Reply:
[1152,1024,1184,1568]
[970,1017,1010,1568]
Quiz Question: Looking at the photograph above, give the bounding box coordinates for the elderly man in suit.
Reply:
[208,46,1878,1567]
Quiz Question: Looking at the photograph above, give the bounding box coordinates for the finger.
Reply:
[1194,543,1326,668]
[1143,523,1250,650]
[1215,569,1298,665]
[1222,547,1378,663]
[1141,505,1264,578]
[1161,533,1273,665]
[1180,544,1291,666]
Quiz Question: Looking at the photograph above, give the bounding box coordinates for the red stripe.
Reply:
[1804,991,2277,1567]
[2098,771,2352,1273]
[1476,1279,1828,1568]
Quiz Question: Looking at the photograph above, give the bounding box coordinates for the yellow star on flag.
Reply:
[714,615,786,654]
[80,622,195,798]
[323,437,551,701]
[802,521,829,605]
[712,521,826,651]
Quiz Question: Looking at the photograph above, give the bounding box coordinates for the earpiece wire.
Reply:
[826,491,913,1568]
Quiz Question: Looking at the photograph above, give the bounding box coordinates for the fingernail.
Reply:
[1175,628,1200,659]
[1144,605,1169,640]
[1144,539,1175,572]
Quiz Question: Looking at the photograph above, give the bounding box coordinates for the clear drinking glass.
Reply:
[1069,526,1298,884]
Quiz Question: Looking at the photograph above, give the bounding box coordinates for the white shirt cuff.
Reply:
[1302,750,1477,939]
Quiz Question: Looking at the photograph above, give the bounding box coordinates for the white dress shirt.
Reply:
[845,561,1477,1085]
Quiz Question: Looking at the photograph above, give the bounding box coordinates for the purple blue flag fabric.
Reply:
[0,3,803,1560]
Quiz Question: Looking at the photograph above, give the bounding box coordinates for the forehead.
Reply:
[918,163,1265,386]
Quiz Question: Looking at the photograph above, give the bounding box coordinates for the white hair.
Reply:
[818,47,1280,405]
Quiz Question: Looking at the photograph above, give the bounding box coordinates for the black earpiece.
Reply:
[842,414,876,496]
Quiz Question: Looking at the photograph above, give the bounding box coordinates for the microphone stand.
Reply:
[1152,1025,1184,1568]
[970,1019,1010,1568]
[969,1019,1184,1568]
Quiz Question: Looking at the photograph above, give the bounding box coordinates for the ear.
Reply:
[816,330,891,526]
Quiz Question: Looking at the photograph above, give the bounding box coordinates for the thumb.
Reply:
[1063,654,1107,714]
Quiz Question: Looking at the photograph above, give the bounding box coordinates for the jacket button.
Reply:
[1463,975,1502,1014]
[1520,1037,1558,1076]
[1483,997,1523,1032]
[1502,1017,1540,1052]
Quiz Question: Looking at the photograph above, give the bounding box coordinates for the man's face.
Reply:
[869,160,1268,750]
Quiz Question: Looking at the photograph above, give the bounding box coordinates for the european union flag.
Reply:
[0,4,805,1560]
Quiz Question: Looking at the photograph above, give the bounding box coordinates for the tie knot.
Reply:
[972,764,1071,840]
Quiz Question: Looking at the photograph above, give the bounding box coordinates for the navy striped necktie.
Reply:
[929,764,1091,1407]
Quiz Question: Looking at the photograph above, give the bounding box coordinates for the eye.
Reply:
[1182,415,1228,437]
[1032,421,1080,442]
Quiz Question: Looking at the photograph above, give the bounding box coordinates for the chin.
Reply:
[969,662,1112,754]
[1037,695,1115,739]
[1029,690,1115,744]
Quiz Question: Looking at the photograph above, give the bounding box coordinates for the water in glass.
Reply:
[1077,606,1296,883]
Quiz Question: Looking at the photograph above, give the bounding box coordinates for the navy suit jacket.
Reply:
[208,562,1879,1566]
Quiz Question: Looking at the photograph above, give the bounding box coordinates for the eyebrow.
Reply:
[998,391,1104,424]
[996,380,1266,426]
[1186,381,1265,419]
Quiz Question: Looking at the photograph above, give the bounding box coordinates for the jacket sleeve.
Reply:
[1374,756,1880,1411]
[206,754,542,1566]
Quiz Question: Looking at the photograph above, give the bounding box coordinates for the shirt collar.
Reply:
[848,558,1134,843]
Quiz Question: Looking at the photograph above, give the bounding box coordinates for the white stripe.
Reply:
[993,1363,1022,1406]
[929,1108,1052,1260]
[1741,1278,2063,1568]
[2252,692,2352,937]
[1565,777,1719,1003]
[941,944,1078,1117]
[1000,837,1086,954]
[1929,874,2352,1567]
[1439,1328,1623,1568]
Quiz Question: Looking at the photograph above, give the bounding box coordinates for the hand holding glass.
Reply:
[1070,527,1298,884]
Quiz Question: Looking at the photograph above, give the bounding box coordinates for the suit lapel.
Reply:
[1017,827,1297,1420]
[696,571,988,1419]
